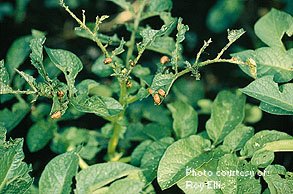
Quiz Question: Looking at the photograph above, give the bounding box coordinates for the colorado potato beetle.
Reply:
[51,111,62,119]
[103,57,112,64]
[158,89,166,97]
[160,56,170,64]
[57,90,64,98]
[126,80,132,88]
[153,93,161,105]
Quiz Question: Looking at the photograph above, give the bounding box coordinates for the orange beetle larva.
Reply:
[57,90,64,98]
[51,111,62,119]
[126,80,132,88]
[153,93,161,105]
[103,57,112,64]
[160,56,170,64]
[158,89,166,97]
[148,88,154,95]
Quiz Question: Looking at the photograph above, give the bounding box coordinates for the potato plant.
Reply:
[0,0,292,193]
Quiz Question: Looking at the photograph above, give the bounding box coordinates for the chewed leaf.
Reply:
[176,17,189,43]
[254,8,293,49]
[71,95,123,118]
[227,28,245,43]
[30,35,49,81]
[150,73,175,95]
[45,47,83,97]
[111,38,126,57]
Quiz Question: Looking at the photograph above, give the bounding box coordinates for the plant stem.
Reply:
[60,0,109,57]
[125,0,147,68]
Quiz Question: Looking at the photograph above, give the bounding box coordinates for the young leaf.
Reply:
[241,76,293,114]
[26,119,57,152]
[232,47,293,83]
[71,95,123,118]
[45,47,83,97]
[217,154,261,194]
[223,124,254,151]
[0,100,30,132]
[167,100,198,139]
[157,135,212,190]
[263,165,293,193]
[254,8,293,49]
[0,130,33,194]
[140,137,174,184]
[30,35,50,81]
[240,130,292,157]
[206,90,246,145]
[5,35,32,77]
[75,162,140,193]
[111,38,126,57]
[39,152,79,194]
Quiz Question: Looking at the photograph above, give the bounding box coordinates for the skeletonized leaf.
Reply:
[111,38,126,56]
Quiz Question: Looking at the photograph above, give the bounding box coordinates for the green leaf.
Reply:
[241,76,293,114]
[45,47,83,97]
[0,125,5,144]
[0,134,33,194]
[132,65,151,79]
[75,162,140,193]
[157,135,212,190]
[259,102,293,115]
[39,152,79,194]
[5,35,32,77]
[141,137,174,184]
[76,79,112,97]
[131,140,153,166]
[206,91,246,145]
[150,73,175,95]
[107,179,145,194]
[263,165,293,194]
[26,119,57,152]
[146,36,176,56]
[217,154,261,194]
[254,8,293,49]
[143,123,171,140]
[223,124,254,151]
[71,95,123,118]
[107,0,133,12]
[233,48,293,82]
[15,69,38,92]
[240,130,292,157]
[177,159,221,194]
[111,38,126,57]
[137,21,176,55]
[30,35,49,81]
[0,101,30,132]
[146,0,172,13]
[251,150,274,168]
[167,100,198,139]
[207,0,244,32]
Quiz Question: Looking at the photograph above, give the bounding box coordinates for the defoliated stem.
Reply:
[125,1,147,67]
